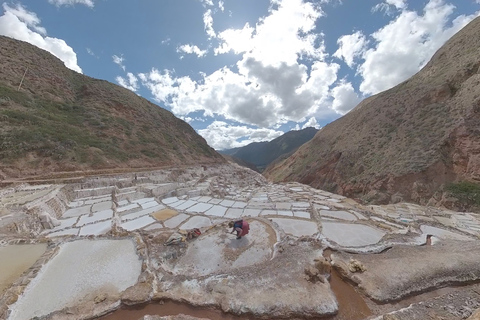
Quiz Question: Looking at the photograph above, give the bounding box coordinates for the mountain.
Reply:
[264,17,480,210]
[220,154,259,172]
[219,127,318,172]
[0,36,224,180]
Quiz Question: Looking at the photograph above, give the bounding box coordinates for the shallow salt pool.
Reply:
[8,239,142,320]
[321,222,386,247]
[0,243,47,293]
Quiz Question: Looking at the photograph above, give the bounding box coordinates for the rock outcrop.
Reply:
[331,241,480,302]
[264,17,480,209]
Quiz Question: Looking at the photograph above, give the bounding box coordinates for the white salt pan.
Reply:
[197,196,212,203]
[319,210,357,221]
[117,200,129,206]
[180,216,212,230]
[164,213,190,229]
[175,200,198,210]
[68,201,84,208]
[170,200,187,208]
[271,218,318,237]
[277,210,294,217]
[46,228,79,238]
[92,201,112,213]
[133,197,155,204]
[187,203,213,213]
[162,197,179,205]
[220,199,235,207]
[79,220,111,236]
[121,216,156,231]
[419,225,472,242]
[232,201,247,208]
[275,203,292,210]
[84,196,111,205]
[141,201,161,209]
[77,209,113,227]
[260,210,277,216]
[205,205,227,217]
[243,208,262,217]
[9,239,141,320]
[294,211,311,219]
[117,203,139,213]
[44,217,77,234]
[63,205,91,218]
[224,208,243,219]
[292,202,310,208]
[321,222,385,247]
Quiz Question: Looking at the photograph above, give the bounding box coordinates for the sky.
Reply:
[0,0,479,150]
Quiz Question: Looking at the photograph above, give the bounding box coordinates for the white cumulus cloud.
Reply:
[198,0,214,7]
[331,80,362,114]
[112,54,125,71]
[203,9,216,39]
[116,73,139,92]
[359,0,480,95]
[198,121,284,150]
[0,3,82,73]
[48,0,95,7]
[139,0,339,129]
[214,0,324,65]
[138,68,183,103]
[177,44,207,58]
[333,31,367,67]
[214,23,254,55]
[302,117,321,129]
[386,0,407,9]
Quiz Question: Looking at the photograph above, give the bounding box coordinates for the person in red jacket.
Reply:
[228,219,250,239]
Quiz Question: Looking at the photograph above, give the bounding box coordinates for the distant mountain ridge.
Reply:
[220,127,318,172]
[0,36,224,180]
[264,17,480,210]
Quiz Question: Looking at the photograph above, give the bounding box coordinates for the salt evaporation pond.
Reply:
[8,239,142,320]
[0,244,47,293]
[171,220,275,276]
[321,221,386,247]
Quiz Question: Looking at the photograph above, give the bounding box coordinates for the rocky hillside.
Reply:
[220,127,318,172]
[0,36,224,180]
[264,17,480,210]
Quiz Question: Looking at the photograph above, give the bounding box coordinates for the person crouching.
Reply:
[228,219,250,239]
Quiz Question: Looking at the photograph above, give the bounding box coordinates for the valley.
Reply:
[0,164,479,320]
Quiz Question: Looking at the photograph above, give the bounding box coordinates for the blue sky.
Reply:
[1,0,479,150]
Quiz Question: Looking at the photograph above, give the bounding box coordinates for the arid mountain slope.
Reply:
[265,17,480,208]
[220,127,318,172]
[0,36,224,180]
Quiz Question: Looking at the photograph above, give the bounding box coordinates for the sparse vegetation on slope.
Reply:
[446,181,480,209]
[264,17,480,211]
[0,36,224,179]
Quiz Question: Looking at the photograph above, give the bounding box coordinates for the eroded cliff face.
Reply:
[264,17,480,209]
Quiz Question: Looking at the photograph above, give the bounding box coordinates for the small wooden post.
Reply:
[17,66,28,91]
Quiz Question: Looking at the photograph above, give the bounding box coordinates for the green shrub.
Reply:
[446,181,480,206]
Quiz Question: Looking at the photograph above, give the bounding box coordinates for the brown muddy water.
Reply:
[0,243,47,293]
[323,249,372,320]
